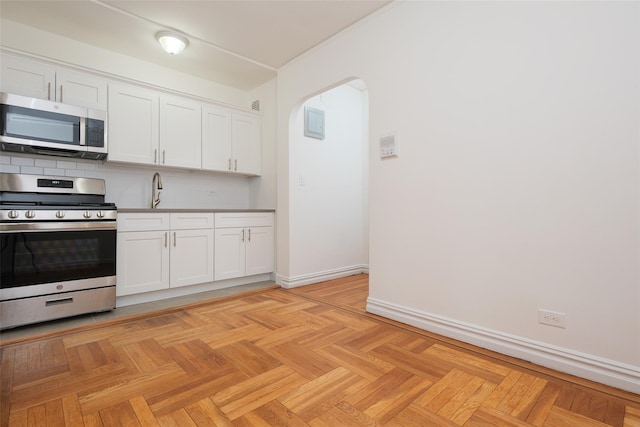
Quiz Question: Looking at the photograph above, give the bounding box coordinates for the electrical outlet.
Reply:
[538,309,566,328]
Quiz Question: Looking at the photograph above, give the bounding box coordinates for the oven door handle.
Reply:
[0,221,117,232]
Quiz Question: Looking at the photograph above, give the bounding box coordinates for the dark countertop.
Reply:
[118,208,275,213]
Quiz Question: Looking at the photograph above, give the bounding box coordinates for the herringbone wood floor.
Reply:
[1,274,639,426]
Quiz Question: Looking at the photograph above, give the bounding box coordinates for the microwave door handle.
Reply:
[79,117,86,146]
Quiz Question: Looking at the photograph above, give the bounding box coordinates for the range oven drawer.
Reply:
[0,285,115,330]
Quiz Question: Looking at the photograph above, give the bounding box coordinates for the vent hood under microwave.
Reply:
[0,92,107,160]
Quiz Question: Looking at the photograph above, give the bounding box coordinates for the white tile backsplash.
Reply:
[77,162,96,170]
[44,168,66,176]
[0,164,20,173]
[21,166,44,175]
[1,153,251,209]
[11,157,34,166]
[65,169,86,177]
[35,158,57,168]
[56,160,77,170]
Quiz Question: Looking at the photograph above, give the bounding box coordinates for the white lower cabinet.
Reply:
[214,212,274,281]
[214,227,245,280]
[117,229,170,296]
[117,213,213,296]
[245,225,275,276]
[169,215,214,288]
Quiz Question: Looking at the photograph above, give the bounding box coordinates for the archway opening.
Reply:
[284,78,369,287]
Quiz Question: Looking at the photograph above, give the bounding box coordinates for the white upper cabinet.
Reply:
[202,104,232,171]
[108,83,159,165]
[55,69,107,110]
[232,112,261,175]
[1,54,107,110]
[108,86,204,169]
[0,54,261,175]
[202,104,261,176]
[160,96,202,169]
[1,55,54,100]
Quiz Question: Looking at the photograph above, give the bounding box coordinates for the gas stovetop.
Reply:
[0,172,116,222]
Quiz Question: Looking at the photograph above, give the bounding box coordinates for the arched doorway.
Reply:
[281,79,369,287]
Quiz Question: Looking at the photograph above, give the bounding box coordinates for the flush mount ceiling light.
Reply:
[156,31,188,55]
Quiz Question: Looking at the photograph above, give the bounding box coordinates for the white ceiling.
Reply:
[0,0,391,90]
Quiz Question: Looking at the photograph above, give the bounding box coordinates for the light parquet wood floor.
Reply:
[1,274,639,426]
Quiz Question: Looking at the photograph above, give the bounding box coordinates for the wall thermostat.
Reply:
[380,133,398,159]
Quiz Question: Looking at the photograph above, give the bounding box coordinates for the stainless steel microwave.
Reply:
[0,92,107,160]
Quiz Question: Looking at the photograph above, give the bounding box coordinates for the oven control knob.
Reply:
[97,211,105,218]
[8,210,19,219]
[83,211,93,219]
[56,211,65,219]
[25,210,36,219]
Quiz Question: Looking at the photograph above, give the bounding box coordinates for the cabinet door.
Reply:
[245,226,274,276]
[0,55,54,100]
[160,96,202,168]
[214,227,246,281]
[170,229,214,288]
[202,104,232,172]
[117,231,169,296]
[108,84,159,164]
[232,112,261,175]
[56,69,108,110]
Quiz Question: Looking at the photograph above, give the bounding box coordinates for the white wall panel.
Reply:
[277,1,640,390]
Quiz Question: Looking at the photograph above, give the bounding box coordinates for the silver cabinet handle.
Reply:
[164,232,168,247]
[228,158,232,171]
[173,232,176,247]
[248,228,251,242]
[47,82,51,100]
[163,150,166,164]
[79,116,86,146]
[59,85,63,103]
[234,159,238,171]
[154,149,158,164]
[241,229,245,242]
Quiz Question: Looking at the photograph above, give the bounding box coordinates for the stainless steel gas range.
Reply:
[0,173,117,329]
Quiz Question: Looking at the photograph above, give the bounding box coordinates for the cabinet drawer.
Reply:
[117,213,170,232]
[215,212,274,228]
[170,213,214,230]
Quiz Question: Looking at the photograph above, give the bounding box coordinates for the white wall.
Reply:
[249,79,278,210]
[0,19,278,210]
[279,84,368,286]
[277,1,640,392]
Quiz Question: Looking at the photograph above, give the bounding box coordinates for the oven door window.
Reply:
[0,229,116,288]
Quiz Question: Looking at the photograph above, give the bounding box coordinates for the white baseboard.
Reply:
[277,264,369,288]
[366,297,640,394]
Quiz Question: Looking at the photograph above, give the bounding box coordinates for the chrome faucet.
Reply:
[151,172,163,209]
